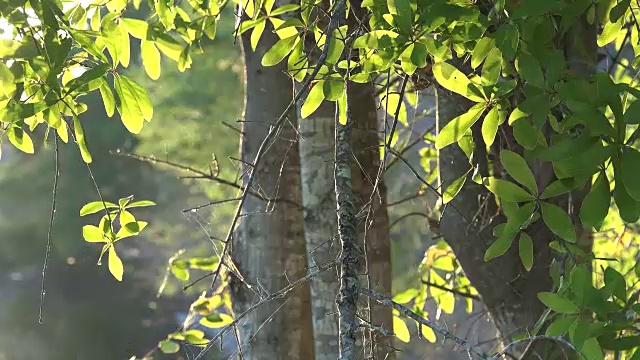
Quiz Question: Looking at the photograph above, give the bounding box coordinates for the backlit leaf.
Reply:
[435,103,485,149]
[393,316,410,343]
[261,35,298,67]
[443,172,467,204]
[108,245,124,281]
[141,40,161,80]
[301,81,326,118]
[7,127,35,154]
[432,62,484,102]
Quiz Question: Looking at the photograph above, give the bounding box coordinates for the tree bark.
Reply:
[349,82,395,359]
[298,99,340,360]
[230,12,314,360]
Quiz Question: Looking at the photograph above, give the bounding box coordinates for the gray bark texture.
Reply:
[349,83,395,359]
[298,99,340,360]
[229,14,315,360]
[335,87,360,360]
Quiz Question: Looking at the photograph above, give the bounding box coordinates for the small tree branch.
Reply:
[420,279,481,301]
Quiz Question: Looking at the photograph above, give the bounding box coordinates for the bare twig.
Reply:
[420,279,481,301]
[39,136,60,324]
[360,287,489,359]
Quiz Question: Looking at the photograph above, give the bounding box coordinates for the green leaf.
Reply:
[512,120,538,150]
[121,18,149,39]
[99,80,115,117]
[108,245,124,281]
[393,288,419,304]
[582,338,604,360]
[484,231,517,261]
[540,201,576,242]
[518,232,533,271]
[250,18,266,50]
[435,103,485,149]
[598,19,624,47]
[119,22,131,67]
[323,79,345,101]
[65,63,110,95]
[604,267,626,301]
[484,177,535,202]
[614,172,640,223]
[126,200,156,208]
[159,340,179,354]
[471,37,495,69]
[387,0,412,34]
[7,127,35,154]
[83,225,108,242]
[500,150,538,195]
[301,81,326,119]
[538,292,579,314]
[270,4,300,15]
[515,53,545,88]
[620,147,640,201]
[579,171,610,230]
[624,99,640,124]
[494,23,519,60]
[141,40,161,80]
[541,178,577,199]
[80,201,118,215]
[432,62,484,102]
[443,172,467,204]
[545,315,576,336]
[261,35,298,67]
[393,316,410,343]
[481,106,501,146]
[73,115,93,163]
[481,47,502,85]
[200,313,233,328]
[114,75,153,133]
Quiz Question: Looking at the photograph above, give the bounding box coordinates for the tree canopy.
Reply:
[4,0,640,359]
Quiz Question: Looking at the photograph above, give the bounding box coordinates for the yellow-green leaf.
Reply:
[435,103,485,149]
[73,116,93,163]
[108,245,124,281]
[141,40,161,80]
[83,225,108,242]
[393,316,410,343]
[6,126,35,154]
[443,172,467,204]
[481,106,500,146]
[301,81,326,118]
[261,35,298,67]
[432,62,484,102]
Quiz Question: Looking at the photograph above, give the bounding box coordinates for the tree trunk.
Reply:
[298,99,340,360]
[230,13,314,360]
[350,82,395,359]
